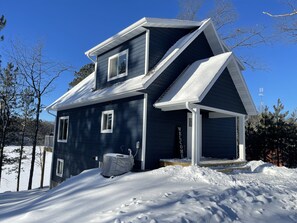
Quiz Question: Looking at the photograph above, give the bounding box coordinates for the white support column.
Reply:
[191,106,201,165]
[238,115,246,161]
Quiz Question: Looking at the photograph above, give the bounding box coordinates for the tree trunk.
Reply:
[28,97,41,190]
[17,119,27,191]
[0,116,9,186]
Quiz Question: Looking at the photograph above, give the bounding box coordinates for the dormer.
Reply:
[85,17,204,90]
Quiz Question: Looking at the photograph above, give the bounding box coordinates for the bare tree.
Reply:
[8,41,68,190]
[16,87,34,191]
[177,0,268,69]
[263,0,297,41]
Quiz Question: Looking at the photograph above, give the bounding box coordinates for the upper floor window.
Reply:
[101,110,114,133]
[108,49,128,81]
[58,116,69,142]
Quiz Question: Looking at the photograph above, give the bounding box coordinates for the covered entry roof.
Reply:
[154,52,257,115]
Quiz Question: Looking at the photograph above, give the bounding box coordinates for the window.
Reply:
[108,49,128,81]
[58,116,69,142]
[56,159,64,177]
[101,110,114,133]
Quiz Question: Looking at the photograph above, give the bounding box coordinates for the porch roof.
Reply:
[154,52,257,115]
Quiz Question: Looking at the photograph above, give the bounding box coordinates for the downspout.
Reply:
[46,107,56,188]
[185,102,200,166]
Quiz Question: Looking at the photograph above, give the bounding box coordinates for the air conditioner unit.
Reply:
[101,153,134,177]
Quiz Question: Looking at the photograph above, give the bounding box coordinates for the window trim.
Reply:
[107,49,129,81]
[56,158,64,177]
[101,110,114,133]
[57,116,69,143]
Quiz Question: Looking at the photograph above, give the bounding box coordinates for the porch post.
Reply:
[191,106,201,165]
[238,115,246,161]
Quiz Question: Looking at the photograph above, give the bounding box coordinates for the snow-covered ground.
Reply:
[0,160,296,223]
[0,146,52,193]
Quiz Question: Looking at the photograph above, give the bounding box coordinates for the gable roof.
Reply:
[46,17,253,112]
[85,17,204,57]
[154,52,257,115]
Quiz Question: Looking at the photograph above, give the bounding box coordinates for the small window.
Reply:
[58,116,69,142]
[101,110,114,133]
[108,49,128,81]
[56,158,64,177]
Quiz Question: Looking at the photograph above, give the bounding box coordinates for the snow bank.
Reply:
[0,161,297,223]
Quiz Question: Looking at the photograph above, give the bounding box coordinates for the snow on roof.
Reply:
[154,52,257,115]
[85,17,204,57]
[47,22,209,111]
[47,18,252,112]
[46,72,144,111]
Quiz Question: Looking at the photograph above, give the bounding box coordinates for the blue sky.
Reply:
[1,0,297,121]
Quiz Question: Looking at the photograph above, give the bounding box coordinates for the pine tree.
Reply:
[0,63,18,185]
[68,63,94,88]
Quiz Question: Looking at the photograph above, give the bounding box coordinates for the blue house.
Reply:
[46,17,257,186]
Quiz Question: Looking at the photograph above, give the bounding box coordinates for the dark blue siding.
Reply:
[52,95,143,184]
[202,115,237,159]
[200,68,247,114]
[148,27,193,70]
[144,32,214,169]
[96,32,146,89]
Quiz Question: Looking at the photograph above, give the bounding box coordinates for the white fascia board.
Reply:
[142,19,211,88]
[144,29,150,74]
[227,59,257,115]
[85,18,148,57]
[203,21,225,55]
[155,100,198,111]
[221,41,245,70]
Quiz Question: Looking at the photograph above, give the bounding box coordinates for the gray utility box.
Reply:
[101,153,134,177]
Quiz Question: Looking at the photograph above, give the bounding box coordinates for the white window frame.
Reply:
[101,110,114,133]
[56,158,64,177]
[57,116,69,143]
[107,49,129,81]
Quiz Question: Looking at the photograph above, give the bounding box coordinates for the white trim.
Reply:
[228,59,257,115]
[186,102,202,165]
[57,116,69,143]
[93,61,98,90]
[238,116,246,161]
[107,49,129,81]
[141,93,148,170]
[199,105,245,117]
[101,110,114,133]
[56,158,64,177]
[144,30,150,74]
